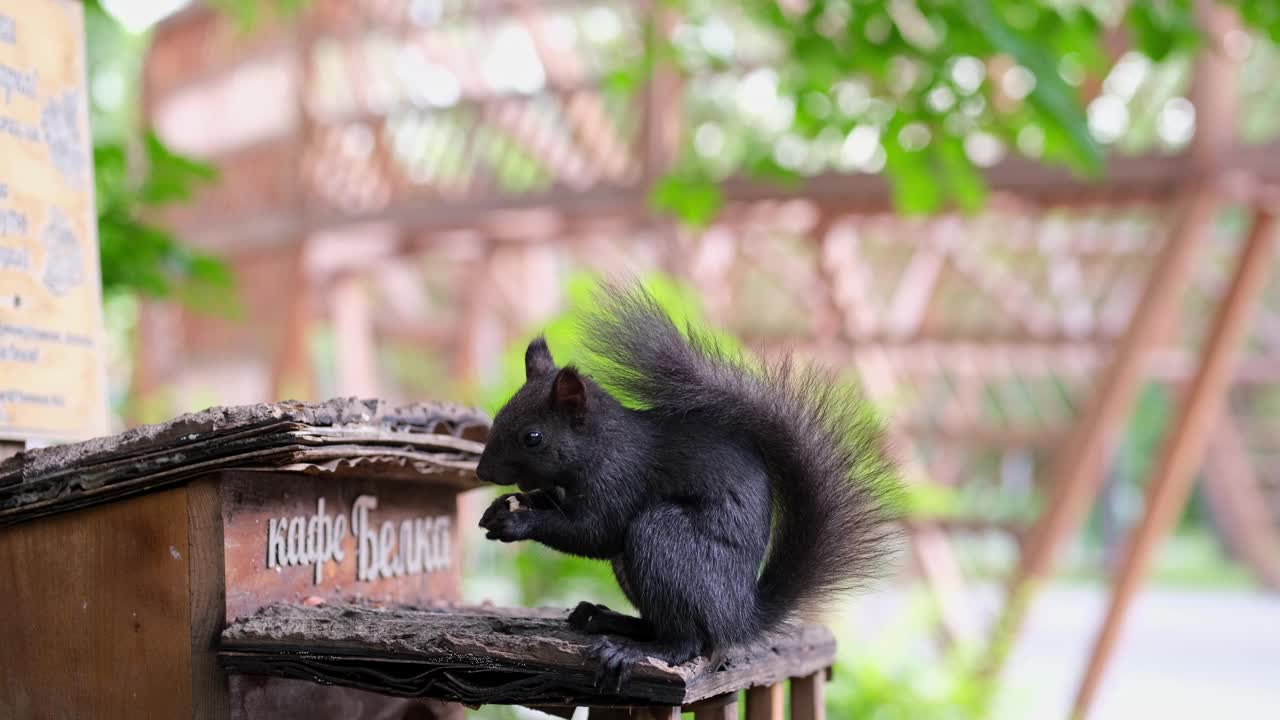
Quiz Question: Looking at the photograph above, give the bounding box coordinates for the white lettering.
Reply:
[436,517,452,571]
[262,494,451,584]
[352,495,378,581]
[402,519,421,574]
[415,518,434,572]
[266,518,286,568]
[380,522,400,578]
[286,517,304,566]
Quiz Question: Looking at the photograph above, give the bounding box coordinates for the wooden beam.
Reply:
[1202,418,1280,590]
[982,185,1219,678]
[1072,208,1276,718]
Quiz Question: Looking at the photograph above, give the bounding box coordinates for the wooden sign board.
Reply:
[221,472,463,621]
[0,1,107,442]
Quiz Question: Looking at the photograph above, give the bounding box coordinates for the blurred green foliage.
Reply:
[84,0,311,305]
[94,132,231,306]
[84,0,230,306]
[634,0,1280,224]
[207,0,313,31]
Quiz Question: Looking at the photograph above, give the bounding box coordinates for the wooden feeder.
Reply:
[1,399,836,719]
[1,399,487,718]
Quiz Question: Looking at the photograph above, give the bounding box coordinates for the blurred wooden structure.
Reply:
[141,2,1280,716]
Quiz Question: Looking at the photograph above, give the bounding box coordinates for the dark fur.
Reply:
[476,284,900,690]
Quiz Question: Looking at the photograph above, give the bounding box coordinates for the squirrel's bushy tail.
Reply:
[581,283,902,631]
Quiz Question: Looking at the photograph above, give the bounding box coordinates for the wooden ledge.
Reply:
[218,603,836,708]
[0,398,490,527]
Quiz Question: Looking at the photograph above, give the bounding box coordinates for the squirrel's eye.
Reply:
[522,431,543,448]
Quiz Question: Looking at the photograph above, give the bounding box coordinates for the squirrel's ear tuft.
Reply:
[525,336,555,379]
[551,367,587,416]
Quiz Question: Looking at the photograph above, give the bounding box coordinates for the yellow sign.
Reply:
[0,2,106,441]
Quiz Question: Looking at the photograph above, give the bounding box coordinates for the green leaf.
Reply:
[962,0,1103,172]
[648,172,724,228]
[138,132,218,206]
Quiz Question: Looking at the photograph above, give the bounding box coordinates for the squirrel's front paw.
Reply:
[567,601,608,632]
[478,495,534,542]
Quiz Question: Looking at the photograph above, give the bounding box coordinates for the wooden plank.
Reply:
[0,398,487,527]
[790,672,826,720]
[188,477,229,719]
[745,683,784,720]
[1072,208,1278,718]
[0,487,193,719]
[983,186,1219,677]
[219,602,836,707]
[591,709,679,720]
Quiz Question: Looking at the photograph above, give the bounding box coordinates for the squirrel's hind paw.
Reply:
[589,637,640,693]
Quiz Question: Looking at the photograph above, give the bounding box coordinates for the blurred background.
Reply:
[85,0,1280,717]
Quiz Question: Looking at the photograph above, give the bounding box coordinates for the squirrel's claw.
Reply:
[590,637,637,693]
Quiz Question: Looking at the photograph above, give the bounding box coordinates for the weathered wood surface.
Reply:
[0,487,194,719]
[0,398,489,526]
[219,603,836,707]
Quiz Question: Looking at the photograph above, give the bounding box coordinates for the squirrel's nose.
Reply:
[475,456,495,484]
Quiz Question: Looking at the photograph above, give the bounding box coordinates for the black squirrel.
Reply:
[476,284,900,690]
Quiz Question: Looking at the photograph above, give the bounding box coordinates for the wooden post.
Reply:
[269,248,314,401]
[790,672,826,720]
[1071,209,1277,718]
[331,272,379,397]
[985,2,1243,678]
[744,683,784,720]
